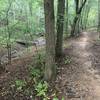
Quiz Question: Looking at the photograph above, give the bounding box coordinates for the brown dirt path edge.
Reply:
[55,31,100,100]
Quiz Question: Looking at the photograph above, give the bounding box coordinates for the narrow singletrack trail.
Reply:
[73,32,100,100]
[56,31,100,100]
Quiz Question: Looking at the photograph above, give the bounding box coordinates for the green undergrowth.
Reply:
[64,56,72,65]
[13,52,65,100]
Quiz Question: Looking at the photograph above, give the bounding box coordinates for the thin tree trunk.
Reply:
[6,0,13,64]
[65,0,68,33]
[71,0,87,37]
[71,15,79,37]
[56,0,65,57]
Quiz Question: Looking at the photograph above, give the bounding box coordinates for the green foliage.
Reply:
[33,51,46,69]
[61,97,65,100]
[52,96,64,100]
[0,0,98,49]
[14,56,65,99]
[35,81,48,97]
[1,0,98,99]
[0,0,45,48]
[15,79,26,91]
[30,67,41,78]
[0,36,15,47]
[53,97,59,100]
[64,56,72,64]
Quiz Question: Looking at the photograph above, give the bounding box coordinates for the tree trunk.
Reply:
[65,0,68,33]
[84,7,90,29]
[71,0,87,37]
[71,15,79,37]
[44,0,56,81]
[56,0,65,57]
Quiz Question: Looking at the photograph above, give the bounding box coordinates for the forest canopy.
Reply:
[0,0,98,42]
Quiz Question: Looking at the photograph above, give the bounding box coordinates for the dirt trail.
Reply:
[73,31,100,99]
[56,31,100,100]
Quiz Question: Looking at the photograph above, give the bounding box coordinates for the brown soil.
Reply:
[0,30,100,100]
[55,30,100,100]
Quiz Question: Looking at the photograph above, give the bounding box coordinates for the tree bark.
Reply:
[65,0,68,33]
[56,0,65,57]
[71,0,87,37]
[71,15,79,37]
[44,0,56,81]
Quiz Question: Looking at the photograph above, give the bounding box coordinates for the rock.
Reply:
[16,37,46,47]
[1,50,20,63]
[33,37,45,46]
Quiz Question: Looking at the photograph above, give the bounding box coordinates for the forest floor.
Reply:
[0,30,100,100]
[56,30,100,100]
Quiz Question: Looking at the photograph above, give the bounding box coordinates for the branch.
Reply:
[78,0,87,14]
